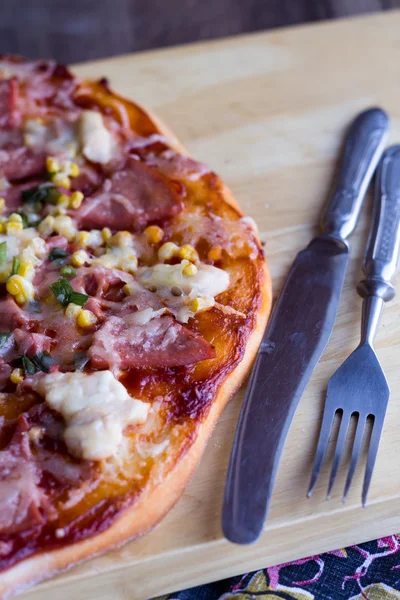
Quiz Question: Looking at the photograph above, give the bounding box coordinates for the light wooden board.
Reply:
[19,10,400,600]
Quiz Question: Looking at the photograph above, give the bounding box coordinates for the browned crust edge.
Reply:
[0,103,273,599]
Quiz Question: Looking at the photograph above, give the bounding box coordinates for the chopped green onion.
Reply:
[0,241,7,266]
[22,183,61,206]
[22,356,36,375]
[73,352,89,371]
[0,333,12,348]
[11,256,20,276]
[50,277,89,307]
[49,247,69,262]
[69,291,89,307]
[31,351,58,374]
[60,265,76,277]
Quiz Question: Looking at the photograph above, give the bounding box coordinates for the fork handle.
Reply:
[358,145,400,303]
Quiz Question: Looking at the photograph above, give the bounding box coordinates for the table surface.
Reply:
[18,10,400,600]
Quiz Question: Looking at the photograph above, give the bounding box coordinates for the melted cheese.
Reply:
[33,371,149,461]
[79,110,115,164]
[92,246,138,273]
[137,261,229,298]
[23,118,78,157]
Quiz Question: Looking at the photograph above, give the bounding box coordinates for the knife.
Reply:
[222,107,389,544]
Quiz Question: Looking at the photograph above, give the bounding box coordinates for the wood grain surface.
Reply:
[16,11,400,600]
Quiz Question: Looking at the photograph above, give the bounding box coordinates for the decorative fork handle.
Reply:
[322,108,389,241]
[357,146,400,344]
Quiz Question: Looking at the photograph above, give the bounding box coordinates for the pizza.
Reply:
[0,55,271,597]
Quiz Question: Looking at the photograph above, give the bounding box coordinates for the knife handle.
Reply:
[321,107,389,241]
[358,145,400,304]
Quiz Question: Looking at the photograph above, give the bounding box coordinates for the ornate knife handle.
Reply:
[322,108,389,241]
[358,145,400,303]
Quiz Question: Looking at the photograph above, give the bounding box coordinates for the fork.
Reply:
[308,145,400,505]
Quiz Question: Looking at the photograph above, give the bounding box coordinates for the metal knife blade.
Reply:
[222,107,389,545]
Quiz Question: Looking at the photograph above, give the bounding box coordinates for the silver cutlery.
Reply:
[308,145,400,504]
[222,107,389,544]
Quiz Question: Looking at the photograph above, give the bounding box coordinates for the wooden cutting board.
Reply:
[20,10,400,600]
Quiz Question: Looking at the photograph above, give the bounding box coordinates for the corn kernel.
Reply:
[10,368,23,384]
[69,162,80,178]
[0,223,5,234]
[65,302,82,321]
[54,176,71,189]
[123,283,131,296]
[56,194,69,206]
[182,262,198,276]
[101,227,112,242]
[0,198,5,212]
[75,231,90,248]
[8,213,22,224]
[110,231,132,248]
[18,261,34,279]
[53,215,77,240]
[144,225,164,244]
[189,296,215,314]
[178,244,199,263]
[72,250,90,267]
[0,268,10,283]
[208,245,222,262]
[46,156,60,173]
[77,309,97,328]
[7,277,21,297]
[158,242,179,261]
[15,292,27,305]
[38,215,55,236]
[6,221,23,234]
[6,275,34,302]
[69,191,84,210]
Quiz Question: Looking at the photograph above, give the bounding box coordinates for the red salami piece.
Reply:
[88,314,214,370]
[0,78,19,129]
[74,158,183,231]
[0,416,47,534]
[0,146,46,182]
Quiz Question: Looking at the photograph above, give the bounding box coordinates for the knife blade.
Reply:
[222,107,389,544]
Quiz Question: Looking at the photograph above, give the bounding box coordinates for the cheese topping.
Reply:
[79,110,115,164]
[23,118,78,158]
[33,371,149,460]
[137,261,230,298]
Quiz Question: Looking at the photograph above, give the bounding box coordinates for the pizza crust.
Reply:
[0,95,272,599]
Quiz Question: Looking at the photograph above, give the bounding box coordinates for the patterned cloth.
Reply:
[157,536,400,600]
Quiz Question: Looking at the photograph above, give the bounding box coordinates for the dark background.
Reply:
[1,0,400,64]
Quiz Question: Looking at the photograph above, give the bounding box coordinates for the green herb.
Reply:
[31,351,58,373]
[11,256,20,276]
[0,333,12,348]
[73,352,89,371]
[50,277,89,308]
[22,356,36,375]
[49,247,69,262]
[14,211,28,228]
[22,183,61,206]
[0,241,7,266]
[60,265,76,277]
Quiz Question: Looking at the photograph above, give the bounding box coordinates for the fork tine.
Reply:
[343,413,366,502]
[307,407,336,498]
[362,415,384,506]
[327,410,351,499]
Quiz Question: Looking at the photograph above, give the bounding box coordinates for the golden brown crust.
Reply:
[0,91,272,599]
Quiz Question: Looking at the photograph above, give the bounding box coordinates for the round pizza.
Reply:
[0,55,271,597]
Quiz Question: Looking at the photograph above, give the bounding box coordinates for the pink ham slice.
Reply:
[13,329,52,357]
[0,78,19,129]
[74,158,183,231]
[0,296,33,330]
[0,416,47,534]
[0,359,11,390]
[88,314,214,371]
[0,146,46,181]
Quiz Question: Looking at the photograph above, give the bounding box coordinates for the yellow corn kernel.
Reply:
[6,221,23,234]
[144,225,164,244]
[75,231,90,248]
[101,227,112,242]
[15,292,27,305]
[69,190,84,209]
[0,223,5,234]
[178,244,199,263]
[110,231,132,248]
[158,242,179,261]
[56,194,69,206]
[77,309,97,328]
[71,250,90,267]
[69,162,80,178]
[182,262,198,276]
[0,268,10,283]
[38,215,55,236]
[0,198,5,212]
[53,215,76,240]
[65,302,82,321]
[208,245,222,262]
[123,283,131,296]
[46,156,60,174]
[54,176,71,189]
[189,296,215,314]
[8,213,22,224]
[18,261,34,279]
[10,368,24,384]
[124,254,138,274]
[6,275,34,302]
